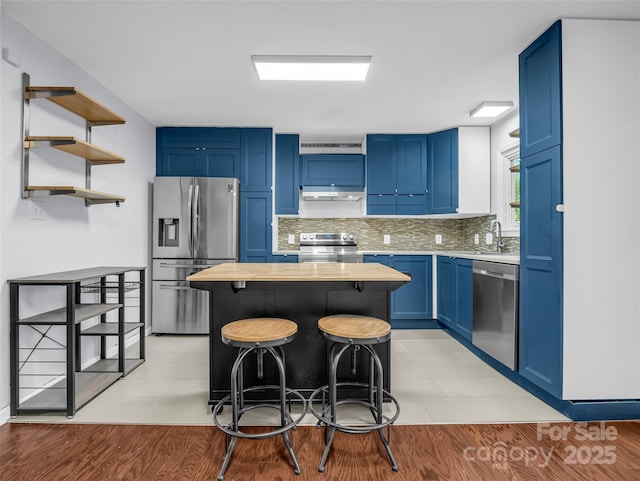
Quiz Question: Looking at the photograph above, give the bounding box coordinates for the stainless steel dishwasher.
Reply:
[472,260,519,370]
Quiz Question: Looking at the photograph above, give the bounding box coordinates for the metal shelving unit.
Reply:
[9,267,146,418]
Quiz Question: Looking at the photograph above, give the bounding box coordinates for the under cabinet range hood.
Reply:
[299,141,363,154]
[301,185,364,201]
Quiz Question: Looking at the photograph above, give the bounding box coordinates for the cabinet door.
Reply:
[366,194,396,215]
[201,149,240,178]
[160,148,200,176]
[427,129,459,214]
[437,256,455,327]
[396,135,427,195]
[396,194,427,215]
[454,259,473,340]
[519,21,562,158]
[390,256,432,321]
[240,191,272,262]
[241,128,273,192]
[519,145,563,397]
[363,254,391,266]
[275,134,300,215]
[300,154,365,186]
[366,135,396,195]
[159,127,241,149]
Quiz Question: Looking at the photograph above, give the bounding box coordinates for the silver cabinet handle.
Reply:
[158,262,210,269]
[159,285,193,291]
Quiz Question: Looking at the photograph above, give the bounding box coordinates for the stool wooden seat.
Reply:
[214,317,305,480]
[222,318,298,345]
[318,314,391,341]
[311,313,399,473]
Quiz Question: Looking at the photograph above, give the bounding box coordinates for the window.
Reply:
[496,142,520,236]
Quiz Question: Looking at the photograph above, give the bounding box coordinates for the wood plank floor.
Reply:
[2,422,640,480]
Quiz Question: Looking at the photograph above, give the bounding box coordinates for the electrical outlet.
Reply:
[435,234,443,245]
[383,234,391,244]
[474,234,480,245]
[288,234,295,244]
[485,233,493,245]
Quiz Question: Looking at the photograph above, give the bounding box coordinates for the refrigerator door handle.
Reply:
[192,183,200,258]
[158,262,209,269]
[187,183,194,258]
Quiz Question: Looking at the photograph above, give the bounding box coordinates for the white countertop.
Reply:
[274,250,520,265]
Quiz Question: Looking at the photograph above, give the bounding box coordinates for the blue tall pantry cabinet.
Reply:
[518,21,563,397]
[156,127,273,263]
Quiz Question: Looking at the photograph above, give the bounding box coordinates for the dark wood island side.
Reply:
[187,263,410,404]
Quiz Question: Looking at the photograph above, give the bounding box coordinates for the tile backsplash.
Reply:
[277,216,519,253]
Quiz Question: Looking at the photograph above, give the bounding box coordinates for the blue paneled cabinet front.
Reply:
[240,191,272,263]
[518,20,563,398]
[366,135,428,215]
[240,128,272,192]
[275,134,300,215]
[364,255,432,326]
[427,129,459,214]
[436,256,472,341]
[300,154,364,187]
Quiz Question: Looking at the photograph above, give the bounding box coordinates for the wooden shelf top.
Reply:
[26,185,125,204]
[187,262,412,283]
[25,136,125,164]
[509,165,520,172]
[26,86,126,126]
[510,201,521,208]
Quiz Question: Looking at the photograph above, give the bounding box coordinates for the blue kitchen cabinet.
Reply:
[518,146,563,397]
[275,134,300,215]
[454,259,473,340]
[366,135,428,215]
[364,254,432,327]
[300,154,365,187]
[437,256,472,341]
[436,256,455,327]
[519,21,562,158]
[240,191,272,263]
[518,19,564,398]
[427,129,459,214]
[156,127,241,177]
[272,254,298,263]
[240,128,273,192]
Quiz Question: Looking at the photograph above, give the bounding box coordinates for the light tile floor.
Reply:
[12,330,569,425]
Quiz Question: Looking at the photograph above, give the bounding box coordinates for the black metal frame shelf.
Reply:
[9,266,146,418]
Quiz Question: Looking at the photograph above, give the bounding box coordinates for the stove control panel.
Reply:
[299,233,357,246]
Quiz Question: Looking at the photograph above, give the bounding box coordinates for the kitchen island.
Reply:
[187,263,410,404]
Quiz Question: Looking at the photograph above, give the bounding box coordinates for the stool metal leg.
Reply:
[318,343,351,473]
[365,345,399,472]
[268,346,301,475]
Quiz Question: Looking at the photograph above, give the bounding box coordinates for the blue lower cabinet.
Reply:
[364,255,432,327]
[272,254,298,263]
[437,256,472,341]
[240,191,272,263]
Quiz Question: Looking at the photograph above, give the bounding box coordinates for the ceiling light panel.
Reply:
[252,55,371,81]
[469,101,514,118]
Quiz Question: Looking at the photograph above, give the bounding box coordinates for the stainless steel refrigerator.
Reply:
[152,177,240,334]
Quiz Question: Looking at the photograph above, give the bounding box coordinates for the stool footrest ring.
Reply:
[213,385,307,439]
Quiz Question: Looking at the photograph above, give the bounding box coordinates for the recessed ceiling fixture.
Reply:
[251,55,371,81]
[469,101,514,118]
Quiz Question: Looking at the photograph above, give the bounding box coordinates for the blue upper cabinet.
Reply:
[519,20,562,158]
[275,134,300,215]
[157,127,241,177]
[300,154,365,187]
[366,134,427,215]
[366,135,396,195]
[240,128,273,192]
[427,128,459,214]
[240,191,272,263]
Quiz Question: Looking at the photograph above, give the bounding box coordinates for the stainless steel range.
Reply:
[298,233,363,263]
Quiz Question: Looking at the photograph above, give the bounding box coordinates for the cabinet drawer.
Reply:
[396,194,427,215]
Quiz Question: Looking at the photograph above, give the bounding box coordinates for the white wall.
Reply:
[562,19,640,399]
[0,14,156,422]
[489,110,519,217]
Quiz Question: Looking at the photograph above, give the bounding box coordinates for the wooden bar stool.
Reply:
[213,318,307,480]
[309,314,400,472]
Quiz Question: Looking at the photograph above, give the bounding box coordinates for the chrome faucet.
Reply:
[490,220,506,254]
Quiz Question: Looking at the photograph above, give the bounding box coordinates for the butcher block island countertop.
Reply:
[186,262,411,283]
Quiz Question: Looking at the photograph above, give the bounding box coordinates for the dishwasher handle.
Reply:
[473,268,518,281]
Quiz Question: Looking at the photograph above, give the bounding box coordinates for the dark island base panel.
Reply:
[207,282,393,404]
